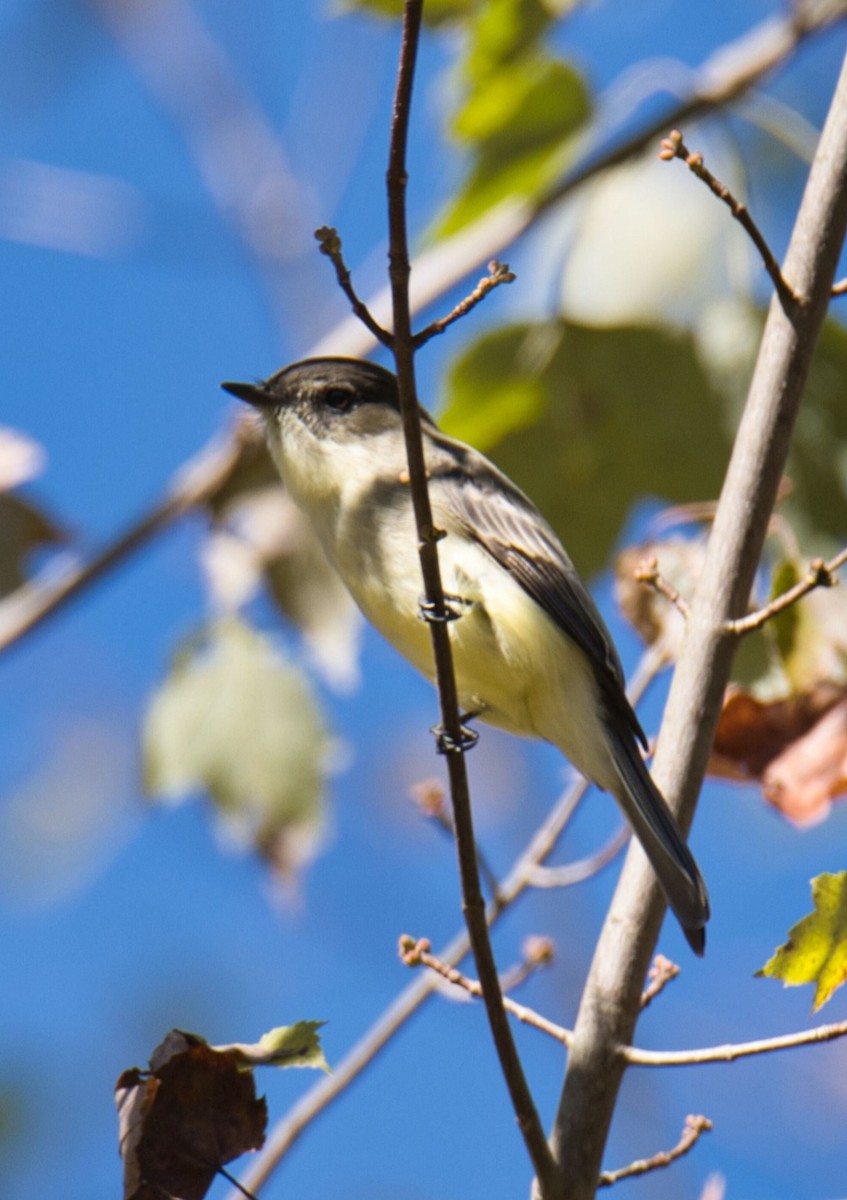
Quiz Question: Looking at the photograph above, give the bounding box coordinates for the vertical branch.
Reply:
[548,50,847,1199]
[385,2,558,1194]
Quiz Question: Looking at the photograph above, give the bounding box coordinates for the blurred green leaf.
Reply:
[465,0,557,79]
[442,320,729,575]
[787,318,847,543]
[143,617,331,877]
[757,872,847,1011]
[223,1021,330,1073]
[340,0,476,24]
[438,59,588,236]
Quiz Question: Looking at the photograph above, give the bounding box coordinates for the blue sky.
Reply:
[1,2,846,1198]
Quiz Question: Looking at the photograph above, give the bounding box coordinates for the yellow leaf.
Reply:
[757,873,847,1011]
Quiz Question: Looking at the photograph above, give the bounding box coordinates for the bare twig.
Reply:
[311,4,845,360]
[549,48,847,1200]
[217,1166,258,1200]
[230,648,667,1200]
[624,1016,847,1066]
[833,277,847,295]
[2,11,838,663]
[314,226,394,348]
[410,778,503,901]
[597,1115,712,1187]
[639,955,680,1011]
[660,128,800,309]
[385,3,556,1192]
[726,545,847,635]
[498,935,556,994]
[523,823,629,889]
[412,259,516,349]
[400,936,574,1048]
[634,556,691,620]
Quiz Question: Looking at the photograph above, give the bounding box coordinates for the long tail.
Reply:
[605,724,710,956]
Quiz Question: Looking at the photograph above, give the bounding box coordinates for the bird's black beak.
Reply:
[221,380,276,409]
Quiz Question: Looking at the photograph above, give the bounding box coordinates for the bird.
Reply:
[222,356,710,953]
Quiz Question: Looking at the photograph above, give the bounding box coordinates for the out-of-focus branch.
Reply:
[1,8,838,660]
[310,2,846,359]
[548,48,847,1200]
[228,644,668,1200]
[0,416,259,655]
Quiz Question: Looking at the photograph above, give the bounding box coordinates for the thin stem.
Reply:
[726,545,847,635]
[385,2,557,1192]
[623,1017,847,1066]
[597,1116,712,1187]
[412,259,515,348]
[660,129,800,309]
[400,936,573,1048]
[639,955,680,1011]
[230,651,666,1200]
[314,226,394,348]
[634,557,691,620]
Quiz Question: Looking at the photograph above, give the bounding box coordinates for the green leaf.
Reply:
[339,0,477,24]
[221,1022,330,1074]
[438,59,588,236]
[441,320,729,576]
[787,318,847,543]
[465,0,556,78]
[757,873,847,1011]
[143,617,331,876]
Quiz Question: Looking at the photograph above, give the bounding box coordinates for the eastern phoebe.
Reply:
[222,357,709,953]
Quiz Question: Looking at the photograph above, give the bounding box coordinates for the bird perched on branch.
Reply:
[223,357,709,953]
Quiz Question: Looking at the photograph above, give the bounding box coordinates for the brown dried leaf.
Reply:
[116,1030,267,1200]
[710,685,847,824]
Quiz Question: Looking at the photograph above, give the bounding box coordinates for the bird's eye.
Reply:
[324,387,354,412]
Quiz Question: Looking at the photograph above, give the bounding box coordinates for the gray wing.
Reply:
[429,433,647,750]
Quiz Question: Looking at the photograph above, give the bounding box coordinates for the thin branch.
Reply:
[639,955,680,1011]
[597,1115,712,1188]
[726,545,847,635]
[549,47,847,1200]
[660,128,800,309]
[314,226,394,348]
[410,778,503,901]
[624,1016,847,1066]
[1,11,838,662]
[230,649,666,1200]
[412,259,515,349]
[833,276,847,294]
[523,823,629,889]
[0,416,259,655]
[216,1166,258,1200]
[310,3,845,361]
[385,3,557,1192]
[499,936,557,994]
[400,936,574,1048]
[634,557,691,620]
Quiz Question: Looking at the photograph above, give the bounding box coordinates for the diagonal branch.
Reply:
[228,646,667,1200]
[547,47,847,1200]
[0,9,838,660]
